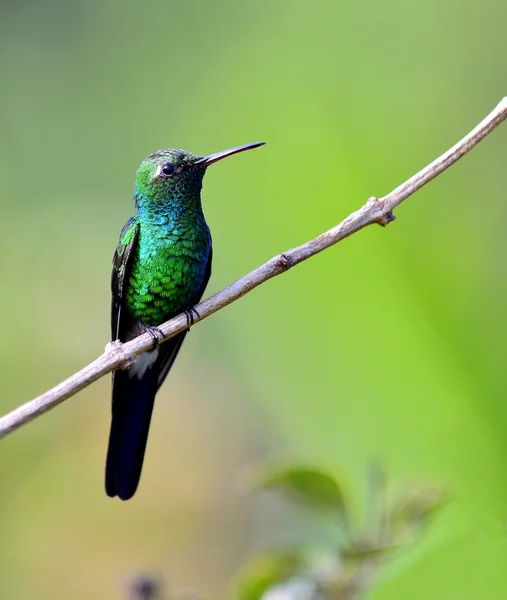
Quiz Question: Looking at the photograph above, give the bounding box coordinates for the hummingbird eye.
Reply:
[161,163,175,177]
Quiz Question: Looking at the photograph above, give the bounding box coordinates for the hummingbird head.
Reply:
[134,142,265,210]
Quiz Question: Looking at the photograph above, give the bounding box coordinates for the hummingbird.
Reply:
[105,141,265,501]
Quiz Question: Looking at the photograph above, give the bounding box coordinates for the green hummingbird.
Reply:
[106,141,265,500]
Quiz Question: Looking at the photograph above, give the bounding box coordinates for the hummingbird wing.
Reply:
[111,215,140,341]
[106,215,146,500]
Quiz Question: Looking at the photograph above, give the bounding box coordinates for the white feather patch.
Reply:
[129,348,159,380]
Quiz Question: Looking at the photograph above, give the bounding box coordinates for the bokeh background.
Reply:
[1,1,506,598]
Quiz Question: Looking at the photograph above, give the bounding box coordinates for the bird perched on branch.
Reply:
[105,141,265,500]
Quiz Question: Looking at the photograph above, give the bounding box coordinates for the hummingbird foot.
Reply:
[145,325,165,350]
[184,307,200,329]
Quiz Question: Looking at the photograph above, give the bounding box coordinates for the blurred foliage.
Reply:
[1,0,507,599]
[235,552,307,600]
[131,465,446,600]
[251,465,347,515]
[234,464,446,600]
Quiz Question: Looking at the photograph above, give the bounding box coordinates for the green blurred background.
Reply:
[1,0,506,598]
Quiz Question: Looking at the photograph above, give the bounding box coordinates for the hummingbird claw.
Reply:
[184,307,200,329]
[145,326,165,350]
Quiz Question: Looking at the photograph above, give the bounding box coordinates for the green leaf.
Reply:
[254,464,348,515]
[234,552,306,600]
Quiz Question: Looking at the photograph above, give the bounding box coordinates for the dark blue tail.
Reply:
[105,366,157,500]
[105,333,186,501]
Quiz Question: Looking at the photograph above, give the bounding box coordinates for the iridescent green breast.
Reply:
[126,217,211,325]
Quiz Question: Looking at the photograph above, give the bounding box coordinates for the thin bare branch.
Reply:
[1,97,506,440]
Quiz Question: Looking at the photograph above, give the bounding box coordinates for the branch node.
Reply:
[118,354,136,371]
[379,210,396,227]
[368,197,396,227]
[105,340,135,370]
[278,252,292,271]
[104,340,122,354]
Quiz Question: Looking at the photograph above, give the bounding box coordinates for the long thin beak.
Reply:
[194,141,265,167]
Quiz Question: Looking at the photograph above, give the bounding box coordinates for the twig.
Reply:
[1,98,506,440]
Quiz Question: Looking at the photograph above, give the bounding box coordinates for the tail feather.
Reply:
[105,332,187,501]
[105,367,157,500]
